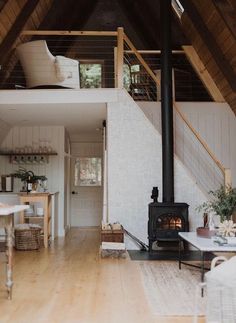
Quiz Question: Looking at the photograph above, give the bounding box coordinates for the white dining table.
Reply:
[0,205,29,299]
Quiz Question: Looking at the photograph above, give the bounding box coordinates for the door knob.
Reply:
[71,191,78,194]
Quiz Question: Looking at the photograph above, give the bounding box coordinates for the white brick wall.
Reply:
[107,91,207,249]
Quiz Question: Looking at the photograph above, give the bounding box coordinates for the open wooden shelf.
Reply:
[0,152,57,156]
[0,151,58,164]
[24,216,44,219]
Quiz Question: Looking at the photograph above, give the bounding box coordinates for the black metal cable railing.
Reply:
[0,32,213,100]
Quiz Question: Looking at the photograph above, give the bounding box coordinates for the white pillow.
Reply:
[55,56,74,81]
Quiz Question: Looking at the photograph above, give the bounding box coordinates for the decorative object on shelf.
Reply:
[196,185,236,223]
[218,220,236,237]
[196,212,216,238]
[196,227,216,238]
[11,167,47,193]
[1,175,14,192]
[11,155,51,165]
[0,146,57,164]
[151,186,159,203]
[24,204,34,216]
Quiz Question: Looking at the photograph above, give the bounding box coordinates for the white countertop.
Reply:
[0,205,29,215]
[179,232,236,252]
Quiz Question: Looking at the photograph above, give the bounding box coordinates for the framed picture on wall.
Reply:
[74,157,102,186]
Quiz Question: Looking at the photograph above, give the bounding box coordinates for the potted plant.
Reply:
[197,186,236,222]
[197,185,236,237]
[11,167,47,192]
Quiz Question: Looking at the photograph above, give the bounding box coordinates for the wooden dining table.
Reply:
[0,204,29,299]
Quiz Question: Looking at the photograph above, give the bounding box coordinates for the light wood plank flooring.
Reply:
[0,228,205,323]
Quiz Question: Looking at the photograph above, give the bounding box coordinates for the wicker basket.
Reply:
[101,229,124,243]
[15,227,41,251]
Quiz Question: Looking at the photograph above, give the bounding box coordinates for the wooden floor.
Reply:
[0,228,205,323]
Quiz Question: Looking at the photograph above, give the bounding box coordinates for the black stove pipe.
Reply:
[160,0,174,203]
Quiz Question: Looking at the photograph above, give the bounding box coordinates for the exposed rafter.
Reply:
[183,45,225,102]
[0,0,40,66]
[228,0,236,12]
[0,0,7,12]
[214,0,236,40]
[181,0,236,91]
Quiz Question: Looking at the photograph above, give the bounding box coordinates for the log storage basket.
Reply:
[15,226,41,251]
[101,224,124,243]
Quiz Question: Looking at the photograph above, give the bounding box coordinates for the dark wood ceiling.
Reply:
[180,0,236,115]
[38,0,188,50]
[0,0,7,12]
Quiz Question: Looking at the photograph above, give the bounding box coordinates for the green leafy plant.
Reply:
[197,185,236,222]
[11,167,47,183]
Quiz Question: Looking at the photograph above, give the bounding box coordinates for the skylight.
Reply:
[172,0,184,18]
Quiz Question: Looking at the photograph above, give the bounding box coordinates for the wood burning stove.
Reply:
[148,0,189,252]
[148,189,189,251]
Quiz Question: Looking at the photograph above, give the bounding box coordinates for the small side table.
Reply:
[0,205,29,299]
[178,232,236,296]
[19,193,52,248]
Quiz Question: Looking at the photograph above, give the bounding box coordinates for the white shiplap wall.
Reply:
[0,118,10,146]
[180,102,236,186]
[138,102,236,186]
[0,125,65,237]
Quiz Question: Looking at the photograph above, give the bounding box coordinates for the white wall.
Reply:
[70,141,103,227]
[139,102,236,187]
[107,91,206,249]
[0,126,65,237]
[180,102,236,186]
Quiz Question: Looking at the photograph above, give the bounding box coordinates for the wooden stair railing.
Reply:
[121,31,231,189]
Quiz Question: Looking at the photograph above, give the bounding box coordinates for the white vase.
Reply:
[208,214,215,231]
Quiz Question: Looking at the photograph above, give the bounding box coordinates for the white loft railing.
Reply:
[14,28,232,193]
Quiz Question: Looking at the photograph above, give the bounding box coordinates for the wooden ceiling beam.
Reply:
[214,0,236,40]
[181,0,236,91]
[228,0,236,12]
[0,0,7,13]
[0,0,40,66]
[183,45,225,102]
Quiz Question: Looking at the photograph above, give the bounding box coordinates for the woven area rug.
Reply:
[139,261,206,316]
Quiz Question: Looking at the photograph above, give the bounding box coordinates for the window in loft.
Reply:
[123,64,140,90]
[79,61,104,88]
